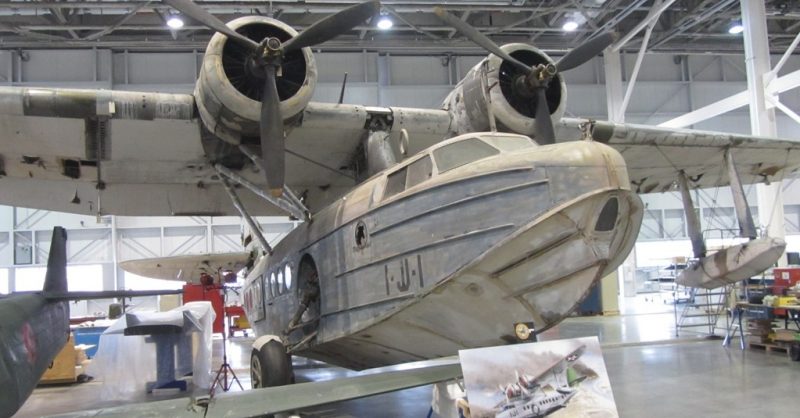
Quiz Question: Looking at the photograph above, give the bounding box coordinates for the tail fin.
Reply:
[43,226,68,295]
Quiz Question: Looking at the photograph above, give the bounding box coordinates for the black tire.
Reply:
[250,340,292,389]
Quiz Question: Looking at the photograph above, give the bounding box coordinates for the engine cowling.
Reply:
[443,43,566,138]
[195,16,318,145]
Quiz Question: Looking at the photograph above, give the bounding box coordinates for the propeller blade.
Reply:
[260,66,285,197]
[434,6,531,75]
[163,0,259,50]
[556,31,619,72]
[282,0,380,52]
[534,88,555,145]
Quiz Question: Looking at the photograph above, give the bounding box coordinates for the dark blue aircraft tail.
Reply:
[42,227,68,295]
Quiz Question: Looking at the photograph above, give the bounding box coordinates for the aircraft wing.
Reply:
[48,359,462,418]
[0,87,452,216]
[119,252,251,283]
[559,118,800,193]
[527,344,586,388]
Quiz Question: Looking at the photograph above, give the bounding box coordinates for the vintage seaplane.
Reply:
[2,1,800,415]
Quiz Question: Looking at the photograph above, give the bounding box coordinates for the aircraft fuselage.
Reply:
[242,132,643,370]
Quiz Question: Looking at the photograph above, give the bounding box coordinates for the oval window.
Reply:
[355,220,368,249]
[285,264,293,290]
[277,270,284,294]
[269,272,276,297]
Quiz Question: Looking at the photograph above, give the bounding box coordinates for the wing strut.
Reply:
[219,178,273,255]
[677,171,706,259]
[215,163,308,221]
[725,149,758,239]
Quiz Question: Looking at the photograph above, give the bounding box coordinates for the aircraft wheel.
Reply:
[251,340,292,389]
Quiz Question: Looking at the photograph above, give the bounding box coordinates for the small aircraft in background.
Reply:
[0,227,183,418]
[494,345,587,418]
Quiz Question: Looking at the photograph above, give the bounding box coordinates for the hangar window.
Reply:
[383,166,407,200]
[406,156,433,189]
[433,138,499,173]
[481,135,535,152]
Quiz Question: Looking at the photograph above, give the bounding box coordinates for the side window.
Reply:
[277,270,285,295]
[269,272,276,298]
[284,265,293,290]
[383,166,407,200]
[406,156,433,189]
[433,138,500,173]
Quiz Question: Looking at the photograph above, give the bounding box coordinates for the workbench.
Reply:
[723,302,800,350]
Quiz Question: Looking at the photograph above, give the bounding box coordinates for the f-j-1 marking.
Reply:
[385,255,424,295]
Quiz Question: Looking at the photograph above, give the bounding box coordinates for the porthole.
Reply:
[277,270,284,294]
[269,272,276,297]
[355,220,368,249]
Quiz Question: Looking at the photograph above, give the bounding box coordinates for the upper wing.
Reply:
[559,118,800,193]
[0,87,452,216]
[49,358,461,417]
[119,252,251,283]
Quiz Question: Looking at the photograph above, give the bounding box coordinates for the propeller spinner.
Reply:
[434,7,617,144]
[165,0,380,196]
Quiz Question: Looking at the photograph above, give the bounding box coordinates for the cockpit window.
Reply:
[383,166,407,200]
[406,155,433,189]
[481,135,536,152]
[433,138,500,173]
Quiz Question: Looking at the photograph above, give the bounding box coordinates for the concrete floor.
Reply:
[15,310,800,417]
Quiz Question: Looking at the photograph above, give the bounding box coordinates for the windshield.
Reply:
[481,135,536,152]
[433,138,500,173]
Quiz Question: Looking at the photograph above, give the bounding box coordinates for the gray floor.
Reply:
[15,311,800,417]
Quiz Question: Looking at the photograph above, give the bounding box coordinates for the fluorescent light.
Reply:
[377,16,393,30]
[728,23,744,34]
[562,20,579,32]
[167,16,184,29]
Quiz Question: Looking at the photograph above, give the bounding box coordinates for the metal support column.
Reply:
[741,0,786,263]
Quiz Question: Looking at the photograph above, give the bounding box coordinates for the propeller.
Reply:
[435,7,617,145]
[165,0,380,196]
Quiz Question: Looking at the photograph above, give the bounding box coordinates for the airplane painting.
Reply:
[459,337,616,418]
[1,0,800,402]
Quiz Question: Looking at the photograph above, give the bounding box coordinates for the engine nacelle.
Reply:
[443,43,566,138]
[195,16,318,145]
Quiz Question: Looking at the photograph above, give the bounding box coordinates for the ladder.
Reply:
[675,285,732,337]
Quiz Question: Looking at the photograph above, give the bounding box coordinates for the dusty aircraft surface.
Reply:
[2,1,800,415]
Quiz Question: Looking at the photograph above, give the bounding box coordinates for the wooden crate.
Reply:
[39,334,84,385]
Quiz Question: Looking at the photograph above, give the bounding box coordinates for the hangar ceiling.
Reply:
[0,0,797,54]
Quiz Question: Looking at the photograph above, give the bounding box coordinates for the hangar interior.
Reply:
[1,1,800,417]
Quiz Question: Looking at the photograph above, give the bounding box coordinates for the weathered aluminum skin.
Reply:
[243,132,642,370]
[676,237,786,289]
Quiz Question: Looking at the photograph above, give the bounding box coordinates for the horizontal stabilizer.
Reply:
[44,289,183,301]
[119,252,251,283]
[676,237,786,289]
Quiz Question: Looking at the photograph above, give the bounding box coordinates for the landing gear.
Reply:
[250,339,292,389]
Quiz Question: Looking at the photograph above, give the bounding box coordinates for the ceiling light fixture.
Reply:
[377,16,393,30]
[167,15,184,29]
[728,22,744,34]
[562,20,579,32]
